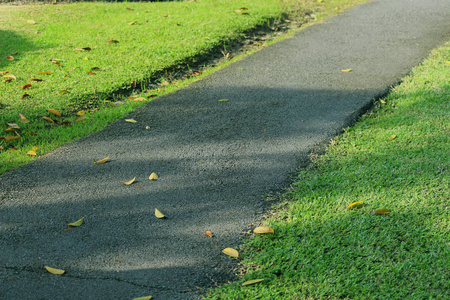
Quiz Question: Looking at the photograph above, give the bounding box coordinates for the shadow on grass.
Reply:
[0,30,42,69]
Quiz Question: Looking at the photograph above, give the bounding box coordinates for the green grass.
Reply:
[204,43,450,299]
[0,0,368,175]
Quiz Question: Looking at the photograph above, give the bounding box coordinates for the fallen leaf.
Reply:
[30,78,44,82]
[234,9,242,13]
[380,99,386,104]
[22,94,30,99]
[60,120,71,125]
[88,71,95,75]
[46,109,61,117]
[0,71,9,75]
[94,156,109,164]
[2,79,12,82]
[27,150,36,156]
[204,231,213,238]
[107,40,119,43]
[128,21,138,25]
[125,119,137,123]
[149,172,158,180]
[133,97,147,102]
[91,67,100,70]
[7,148,20,151]
[6,123,20,129]
[44,266,65,275]
[42,116,55,123]
[375,209,390,215]
[155,208,165,219]
[253,226,274,234]
[6,56,14,61]
[163,14,170,17]
[77,110,87,115]
[38,71,52,75]
[75,116,86,123]
[4,128,15,132]
[22,84,32,89]
[341,68,352,72]
[122,177,136,185]
[133,296,152,300]
[347,200,364,210]
[445,61,450,65]
[25,132,37,135]
[218,99,229,102]
[19,113,30,123]
[26,20,36,24]
[2,74,16,80]
[240,7,248,10]
[126,7,134,10]
[68,217,84,227]
[0,145,3,150]
[242,279,264,286]
[145,126,150,130]
[390,134,397,139]
[222,248,239,258]
[74,48,86,51]
[59,90,69,94]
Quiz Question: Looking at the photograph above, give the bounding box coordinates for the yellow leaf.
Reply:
[125,119,137,123]
[45,266,65,275]
[222,248,239,258]
[155,208,165,219]
[75,116,86,123]
[68,217,84,227]
[2,74,16,80]
[445,61,450,65]
[375,209,390,215]
[19,113,30,123]
[133,296,152,300]
[42,116,55,123]
[77,110,87,115]
[205,230,213,238]
[390,134,397,139]
[347,200,364,210]
[128,21,138,25]
[149,172,158,180]
[38,71,52,75]
[218,99,229,102]
[27,150,36,156]
[84,56,88,60]
[242,279,264,286]
[380,99,386,104]
[122,177,136,185]
[46,109,61,116]
[26,20,36,25]
[253,226,274,234]
[341,68,352,72]
[145,126,150,130]
[94,156,109,164]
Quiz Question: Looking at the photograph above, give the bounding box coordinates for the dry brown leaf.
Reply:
[88,71,95,75]
[107,40,119,43]
[38,71,52,75]
[26,20,36,25]
[91,67,100,71]
[94,156,109,164]
[1,136,23,142]
[60,90,69,94]
[45,266,65,275]
[6,123,20,129]
[133,97,147,102]
[234,9,242,13]
[25,132,37,135]
[126,7,134,10]
[6,56,14,61]
[253,226,274,234]
[347,200,364,210]
[0,71,9,75]
[22,93,30,99]
[2,74,16,80]
[75,116,86,123]
[155,208,165,219]
[149,172,158,180]
[122,177,136,185]
[222,248,239,258]
[4,127,16,132]
[375,209,390,215]
[22,84,32,89]
[30,78,44,82]
[42,116,55,123]
[242,279,264,286]
[128,21,138,25]
[60,120,71,125]
[19,113,30,123]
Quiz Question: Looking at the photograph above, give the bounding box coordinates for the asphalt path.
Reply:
[1,0,449,299]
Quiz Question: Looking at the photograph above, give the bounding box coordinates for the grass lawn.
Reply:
[204,43,450,299]
[0,0,368,175]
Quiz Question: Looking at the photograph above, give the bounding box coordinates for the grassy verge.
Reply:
[0,0,368,175]
[205,43,450,299]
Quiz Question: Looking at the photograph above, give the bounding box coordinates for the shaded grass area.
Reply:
[0,0,368,175]
[205,43,450,299]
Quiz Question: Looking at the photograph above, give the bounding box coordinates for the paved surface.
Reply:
[1,0,449,299]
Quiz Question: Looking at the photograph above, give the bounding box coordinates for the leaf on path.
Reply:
[390,134,396,139]
[253,226,274,234]
[2,74,16,80]
[45,266,65,275]
[341,68,352,72]
[218,99,229,102]
[46,109,61,116]
[19,113,30,123]
[26,20,36,24]
[22,84,32,89]
[6,56,14,61]
[347,200,364,210]
[133,296,152,300]
[128,21,138,25]
[242,279,264,286]
[94,156,109,164]
[125,119,137,123]
[42,116,55,123]
[1,136,22,142]
[68,217,84,227]
[155,208,165,219]
[60,120,71,125]
[222,248,239,258]
[375,209,390,215]
[122,177,136,185]
[38,71,52,75]
[149,172,158,180]
[204,230,213,238]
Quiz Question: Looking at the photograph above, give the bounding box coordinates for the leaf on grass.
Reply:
[155,208,165,219]
[341,68,352,72]
[163,14,170,17]
[242,279,264,286]
[204,231,213,238]
[19,113,30,123]
[43,116,55,123]
[6,123,20,129]
[38,71,52,75]
[27,149,36,156]
[253,226,274,234]
[60,120,71,125]
[125,119,137,123]
[74,47,91,51]
[2,79,12,82]
[25,132,37,135]
[6,56,14,61]
[126,7,134,10]
[22,84,32,89]
[133,97,147,102]
[222,248,239,258]
[2,74,16,80]
[133,296,152,300]
[94,156,109,164]
[218,99,229,102]
[75,116,86,123]
[26,20,36,25]
[122,177,136,185]
[380,99,386,104]
[30,78,44,82]
[149,172,158,180]
[347,200,364,210]
[0,71,9,75]
[47,108,61,117]
[128,21,138,25]
[45,266,65,275]
[0,145,3,150]
[22,94,30,99]
[68,217,84,227]
[77,110,87,115]
[91,67,100,71]
[107,40,119,43]
[390,134,396,139]
[234,9,242,13]
[375,209,390,215]
[4,127,16,132]
[445,61,450,65]
[88,71,95,75]
[60,90,69,94]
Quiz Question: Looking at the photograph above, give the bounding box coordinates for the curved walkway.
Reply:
[1,0,449,299]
